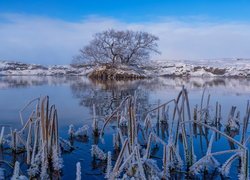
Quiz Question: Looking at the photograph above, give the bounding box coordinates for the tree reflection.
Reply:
[69,77,250,118]
[70,79,151,118]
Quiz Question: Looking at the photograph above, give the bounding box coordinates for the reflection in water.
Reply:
[1,76,249,93]
[0,76,249,179]
[1,76,249,125]
[0,76,80,89]
[70,79,151,117]
[69,77,250,118]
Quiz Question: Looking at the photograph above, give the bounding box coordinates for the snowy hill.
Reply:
[0,59,249,77]
[0,61,92,76]
[143,58,250,77]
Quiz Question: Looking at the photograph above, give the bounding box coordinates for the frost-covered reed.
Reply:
[98,87,249,179]
[1,87,249,179]
[0,127,4,146]
[1,96,63,179]
[76,162,81,180]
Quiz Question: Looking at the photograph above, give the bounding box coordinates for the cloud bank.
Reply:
[0,14,250,65]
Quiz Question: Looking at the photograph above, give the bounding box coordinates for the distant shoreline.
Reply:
[0,59,249,78]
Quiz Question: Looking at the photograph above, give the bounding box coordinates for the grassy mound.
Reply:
[88,64,146,80]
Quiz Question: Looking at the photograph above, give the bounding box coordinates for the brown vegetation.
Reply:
[88,64,146,80]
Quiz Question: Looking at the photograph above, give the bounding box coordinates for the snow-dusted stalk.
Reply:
[183,120,245,149]
[26,121,32,164]
[40,96,48,146]
[105,151,112,179]
[190,155,220,175]
[204,94,210,123]
[31,121,39,164]
[128,97,136,148]
[52,145,63,171]
[218,103,222,124]
[11,161,20,180]
[100,96,131,136]
[36,98,40,117]
[76,162,81,180]
[146,132,165,156]
[178,113,190,154]
[200,87,206,121]
[135,146,146,180]
[19,98,39,125]
[144,114,152,137]
[226,106,240,131]
[68,124,75,138]
[194,105,198,122]
[189,132,220,175]
[91,145,107,160]
[113,145,146,179]
[175,87,190,165]
[75,125,89,137]
[144,159,160,177]
[215,101,218,124]
[113,133,119,150]
[144,133,153,159]
[113,139,129,174]
[8,95,62,178]
[28,148,42,177]
[241,102,250,144]
[221,153,239,176]
[162,105,169,123]
[117,128,125,149]
[162,144,169,178]
[156,99,160,136]
[207,132,215,155]
[40,145,49,180]
[11,129,18,152]
[117,111,120,128]
[184,88,196,165]
[0,127,4,145]
[240,149,249,180]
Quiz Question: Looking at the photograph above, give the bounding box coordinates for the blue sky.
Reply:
[1,0,250,22]
[0,0,250,64]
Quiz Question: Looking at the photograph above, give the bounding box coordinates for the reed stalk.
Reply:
[0,127,4,146]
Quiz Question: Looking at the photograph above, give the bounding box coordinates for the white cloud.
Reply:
[0,13,250,65]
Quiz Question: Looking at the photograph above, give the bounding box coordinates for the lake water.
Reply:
[0,76,249,179]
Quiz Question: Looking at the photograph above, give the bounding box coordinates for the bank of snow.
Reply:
[0,59,249,78]
[143,59,250,78]
[0,61,92,76]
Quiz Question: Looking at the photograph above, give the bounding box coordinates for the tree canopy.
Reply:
[73,29,160,66]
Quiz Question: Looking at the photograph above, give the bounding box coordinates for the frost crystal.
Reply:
[75,125,89,137]
[76,162,81,180]
[68,124,75,137]
[11,161,28,180]
[91,145,107,160]
[144,159,160,177]
[52,147,63,171]
[190,155,220,175]
[105,151,112,179]
[11,161,20,180]
[0,127,5,145]
[221,153,239,177]
[60,138,73,152]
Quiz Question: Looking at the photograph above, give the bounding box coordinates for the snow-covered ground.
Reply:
[144,58,250,77]
[0,61,92,76]
[0,59,249,77]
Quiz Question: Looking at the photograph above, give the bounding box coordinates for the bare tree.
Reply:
[73,29,160,66]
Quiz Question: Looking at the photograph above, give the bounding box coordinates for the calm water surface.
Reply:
[0,76,249,179]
